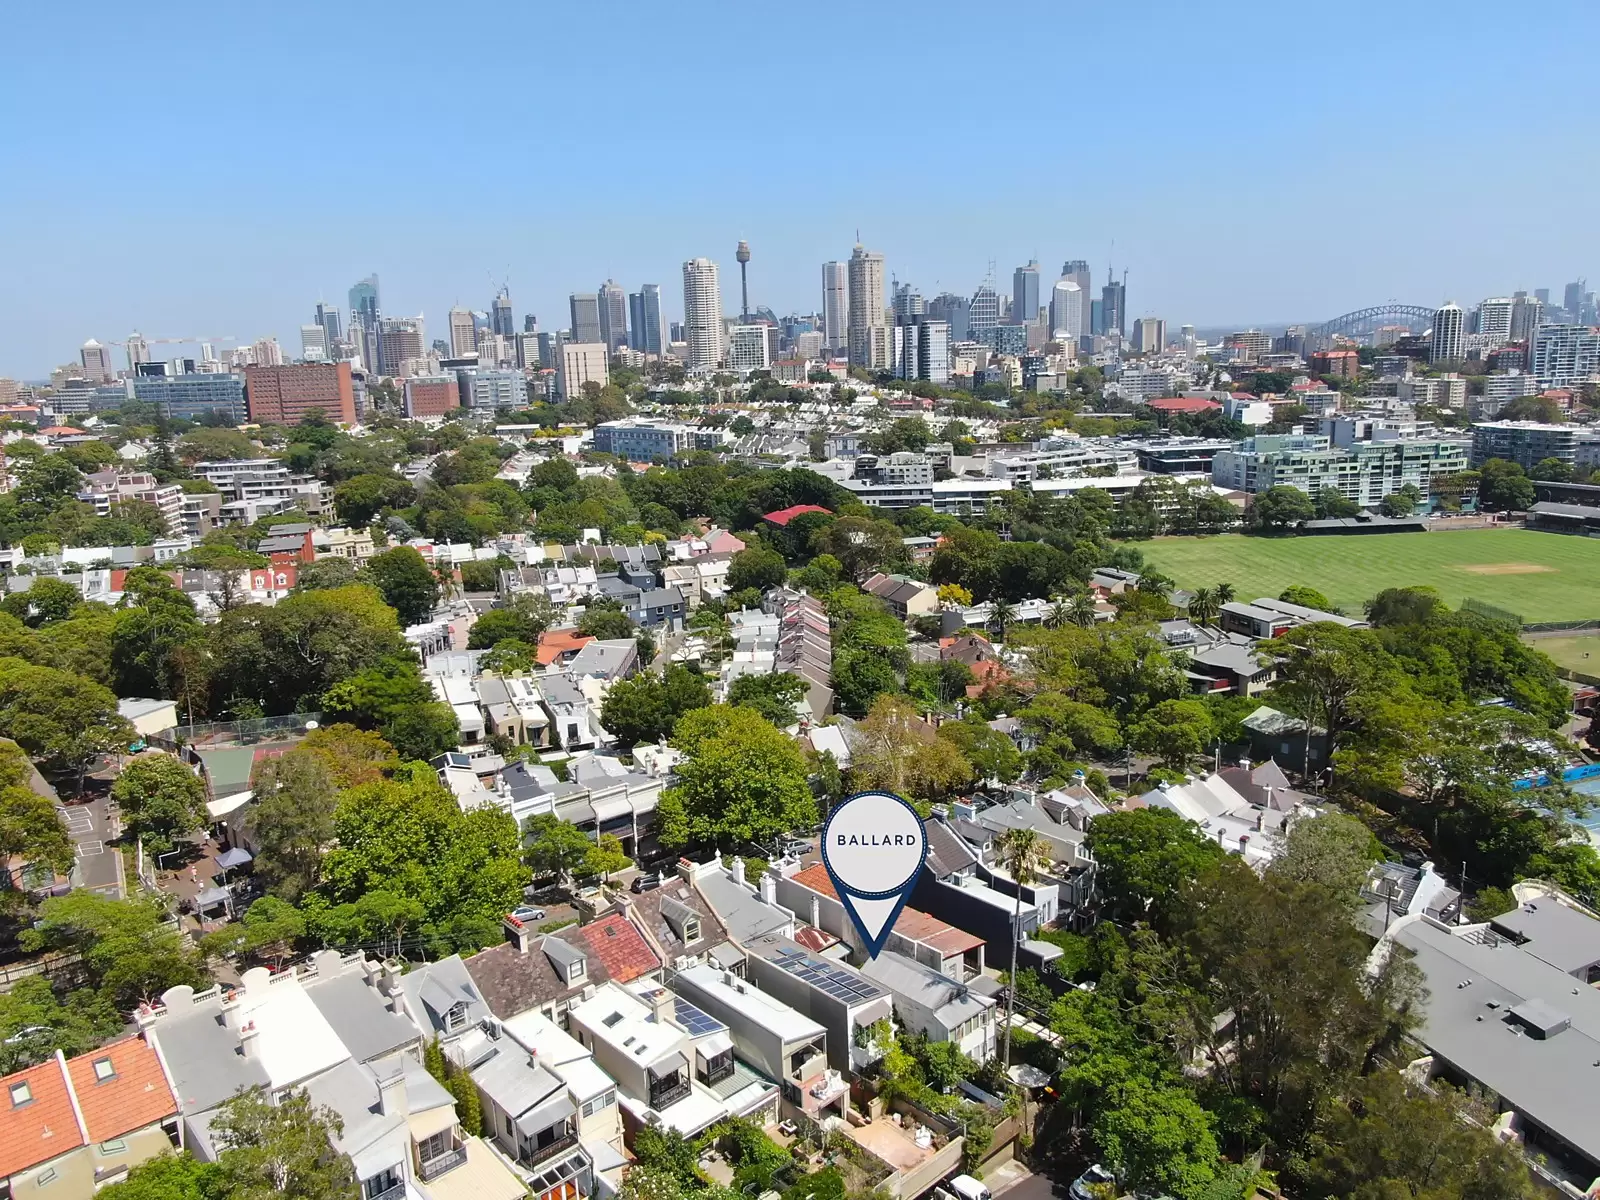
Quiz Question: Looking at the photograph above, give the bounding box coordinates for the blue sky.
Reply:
[4,0,1598,378]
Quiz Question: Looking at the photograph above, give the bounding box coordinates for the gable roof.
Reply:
[64,1037,178,1146]
[570,911,662,984]
[762,504,832,527]
[0,1058,84,1178]
[464,926,609,1019]
[925,818,980,878]
[630,879,727,962]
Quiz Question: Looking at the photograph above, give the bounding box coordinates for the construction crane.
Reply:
[106,334,237,347]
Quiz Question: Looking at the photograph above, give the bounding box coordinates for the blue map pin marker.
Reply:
[820,790,928,959]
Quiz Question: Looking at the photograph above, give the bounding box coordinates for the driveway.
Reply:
[59,794,125,899]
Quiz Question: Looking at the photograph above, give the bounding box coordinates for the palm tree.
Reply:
[689,607,728,669]
[997,827,1048,1071]
[1067,593,1097,628]
[987,598,1017,642]
[1045,598,1072,630]
[1188,586,1218,628]
[1136,572,1173,600]
[1215,581,1236,604]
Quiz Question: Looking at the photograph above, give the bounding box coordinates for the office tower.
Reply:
[523,314,537,333]
[402,375,460,418]
[598,280,628,352]
[1090,299,1103,335]
[1062,259,1095,339]
[1101,269,1126,337]
[314,301,342,352]
[447,308,478,358]
[892,283,925,321]
[300,324,328,362]
[515,331,541,369]
[1181,325,1197,357]
[1013,261,1041,328]
[1133,317,1166,355]
[1429,303,1465,363]
[969,284,1001,341]
[795,331,825,359]
[1531,324,1600,389]
[928,293,970,343]
[1534,288,1551,306]
[1565,280,1586,317]
[1049,280,1083,340]
[893,316,950,384]
[727,324,770,373]
[491,288,515,337]
[244,362,356,425]
[629,284,666,358]
[124,333,151,371]
[821,261,849,354]
[569,293,602,345]
[1475,298,1514,349]
[377,317,425,373]
[845,245,888,370]
[79,339,114,381]
[1510,292,1544,344]
[252,338,284,367]
[682,258,725,370]
[736,241,752,322]
[348,274,380,370]
[558,341,609,399]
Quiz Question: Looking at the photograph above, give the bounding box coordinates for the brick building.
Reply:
[244,362,356,425]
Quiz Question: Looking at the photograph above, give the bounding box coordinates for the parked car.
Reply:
[631,872,662,894]
[510,905,547,922]
[948,1176,992,1200]
[1070,1165,1116,1200]
[783,839,814,857]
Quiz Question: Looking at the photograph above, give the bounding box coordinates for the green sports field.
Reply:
[1137,529,1600,623]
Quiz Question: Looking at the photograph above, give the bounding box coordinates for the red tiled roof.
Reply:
[574,911,662,984]
[65,1036,177,1144]
[763,504,833,527]
[793,863,840,899]
[791,866,984,952]
[0,1058,85,1177]
[1148,397,1221,412]
[536,629,593,666]
[38,426,87,435]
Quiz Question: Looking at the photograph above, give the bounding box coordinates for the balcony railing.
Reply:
[364,1184,406,1200]
[521,1130,579,1168]
[419,1146,469,1181]
[649,1078,691,1110]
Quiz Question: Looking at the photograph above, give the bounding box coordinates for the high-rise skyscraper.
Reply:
[569,293,602,345]
[893,316,951,384]
[629,284,666,357]
[125,333,151,371]
[892,283,925,321]
[821,262,849,354]
[969,284,1001,341]
[1510,292,1544,344]
[1430,302,1465,363]
[349,274,380,370]
[846,245,888,370]
[598,281,628,352]
[682,258,725,370]
[300,324,329,362]
[314,301,342,355]
[1564,280,1586,317]
[1475,298,1514,348]
[1049,281,1083,340]
[1100,269,1126,337]
[492,288,515,338]
[523,314,537,333]
[448,308,478,358]
[1061,260,1094,339]
[736,241,752,322]
[928,294,971,343]
[1013,261,1041,328]
[80,339,113,381]
[377,317,425,374]
[1133,317,1166,355]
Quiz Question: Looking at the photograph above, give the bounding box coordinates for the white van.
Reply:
[948,1175,992,1200]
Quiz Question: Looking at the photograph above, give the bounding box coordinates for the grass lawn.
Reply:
[1524,632,1600,674]
[1136,528,1600,622]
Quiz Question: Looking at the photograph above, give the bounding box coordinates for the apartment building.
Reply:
[1211,434,1467,507]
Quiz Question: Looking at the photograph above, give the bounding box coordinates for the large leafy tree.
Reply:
[1127,699,1215,769]
[849,694,974,802]
[97,1154,224,1200]
[332,472,415,527]
[725,547,788,594]
[1085,808,1224,928]
[0,738,71,881]
[658,705,817,850]
[110,754,209,853]
[362,547,441,627]
[24,892,208,1010]
[209,1087,358,1200]
[0,658,132,787]
[0,975,123,1073]
[600,666,712,748]
[726,672,808,727]
[249,749,340,900]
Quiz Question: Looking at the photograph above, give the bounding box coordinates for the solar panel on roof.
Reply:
[673,997,726,1037]
[770,947,881,1003]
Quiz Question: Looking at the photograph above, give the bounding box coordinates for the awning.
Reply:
[215,847,253,869]
[648,1050,687,1078]
[193,886,230,910]
[206,791,253,820]
[407,1103,459,1141]
[696,1031,733,1059]
[591,794,631,823]
[516,1093,576,1137]
[709,942,745,971]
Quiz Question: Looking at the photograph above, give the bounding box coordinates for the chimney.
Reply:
[503,912,534,955]
[810,896,821,929]
[1239,757,1251,772]
[731,857,746,887]
[650,988,674,1024]
[1256,808,1265,831]
[759,873,777,906]
[376,1067,408,1116]
[239,1020,260,1059]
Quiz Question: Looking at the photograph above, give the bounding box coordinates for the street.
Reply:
[991,1167,1059,1200]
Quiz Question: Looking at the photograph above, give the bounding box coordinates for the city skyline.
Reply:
[4,0,1599,377]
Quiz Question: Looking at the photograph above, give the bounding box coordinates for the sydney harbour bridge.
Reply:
[1303,303,1437,350]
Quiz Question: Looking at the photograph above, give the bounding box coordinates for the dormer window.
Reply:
[569,959,586,983]
[683,918,701,944]
[443,1002,468,1033]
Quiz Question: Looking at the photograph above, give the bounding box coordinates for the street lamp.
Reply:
[155,849,182,874]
